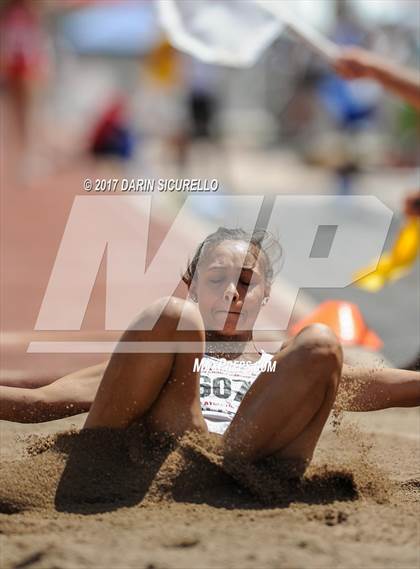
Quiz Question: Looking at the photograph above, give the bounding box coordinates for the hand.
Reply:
[404,191,420,217]
[334,46,378,80]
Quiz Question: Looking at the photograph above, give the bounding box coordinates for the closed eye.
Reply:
[209,278,254,286]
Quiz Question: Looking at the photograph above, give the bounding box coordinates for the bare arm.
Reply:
[337,364,420,412]
[0,362,106,423]
[334,47,420,110]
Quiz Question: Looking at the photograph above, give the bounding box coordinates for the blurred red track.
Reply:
[1,162,131,380]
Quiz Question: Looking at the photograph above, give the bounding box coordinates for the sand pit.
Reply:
[1,409,419,569]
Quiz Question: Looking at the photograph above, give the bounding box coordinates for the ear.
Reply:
[188,282,198,302]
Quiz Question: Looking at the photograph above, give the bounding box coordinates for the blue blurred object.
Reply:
[92,125,135,160]
[318,75,379,128]
[62,1,161,56]
[90,98,136,160]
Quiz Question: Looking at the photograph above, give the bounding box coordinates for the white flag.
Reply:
[158,0,339,67]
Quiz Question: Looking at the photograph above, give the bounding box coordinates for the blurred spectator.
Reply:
[89,97,135,161]
[334,43,420,371]
[142,40,189,169]
[0,0,50,149]
[187,59,219,141]
[334,46,420,216]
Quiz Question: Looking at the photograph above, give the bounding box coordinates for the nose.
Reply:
[224,282,239,303]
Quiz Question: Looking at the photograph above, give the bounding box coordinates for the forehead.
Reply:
[199,240,264,271]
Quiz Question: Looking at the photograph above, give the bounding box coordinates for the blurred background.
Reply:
[0,0,418,380]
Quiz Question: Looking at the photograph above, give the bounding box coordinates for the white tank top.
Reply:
[198,352,274,435]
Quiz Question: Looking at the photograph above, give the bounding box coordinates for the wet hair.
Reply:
[182,227,283,288]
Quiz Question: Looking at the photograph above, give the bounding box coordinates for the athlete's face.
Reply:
[191,240,269,336]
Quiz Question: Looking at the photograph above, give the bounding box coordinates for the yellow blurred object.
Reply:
[354,217,420,292]
[145,40,181,86]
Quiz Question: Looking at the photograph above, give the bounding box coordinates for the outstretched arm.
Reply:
[334,46,420,110]
[0,362,106,423]
[337,364,420,412]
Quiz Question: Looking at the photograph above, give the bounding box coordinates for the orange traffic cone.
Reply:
[290,300,383,350]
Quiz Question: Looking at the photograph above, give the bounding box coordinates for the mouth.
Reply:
[214,310,244,317]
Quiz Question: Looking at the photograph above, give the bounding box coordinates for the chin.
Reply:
[208,316,252,336]
[220,325,249,337]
